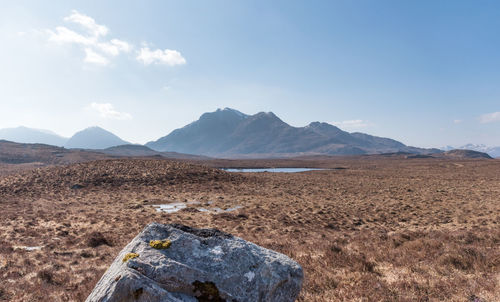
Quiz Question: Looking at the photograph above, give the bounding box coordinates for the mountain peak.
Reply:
[84,126,106,131]
[214,107,249,118]
[253,111,278,119]
[65,126,129,149]
[245,111,287,127]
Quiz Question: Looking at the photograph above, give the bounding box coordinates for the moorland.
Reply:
[0,154,499,301]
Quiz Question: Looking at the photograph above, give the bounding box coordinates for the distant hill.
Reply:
[100,144,209,160]
[65,127,129,149]
[0,140,208,168]
[0,140,108,165]
[0,126,68,146]
[146,108,440,157]
[439,149,493,159]
[442,144,500,158]
[100,145,160,157]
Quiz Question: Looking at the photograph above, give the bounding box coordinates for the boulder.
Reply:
[86,223,303,302]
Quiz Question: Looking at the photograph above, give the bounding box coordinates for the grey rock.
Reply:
[86,223,303,302]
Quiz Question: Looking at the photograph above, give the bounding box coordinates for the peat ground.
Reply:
[0,158,499,301]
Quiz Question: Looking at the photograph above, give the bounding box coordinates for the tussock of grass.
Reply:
[86,232,112,248]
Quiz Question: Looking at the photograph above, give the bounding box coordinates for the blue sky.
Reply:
[1,1,499,147]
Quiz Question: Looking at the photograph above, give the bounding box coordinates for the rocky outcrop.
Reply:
[86,223,303,302]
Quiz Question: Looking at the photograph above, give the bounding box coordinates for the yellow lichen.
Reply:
[122,252,139,262]
[149,239,172,249]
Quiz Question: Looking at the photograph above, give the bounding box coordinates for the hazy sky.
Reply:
[1,1,500,147]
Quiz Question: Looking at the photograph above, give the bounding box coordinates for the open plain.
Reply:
[0,157,499,301]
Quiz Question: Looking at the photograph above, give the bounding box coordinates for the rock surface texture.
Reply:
[86,223,303,302]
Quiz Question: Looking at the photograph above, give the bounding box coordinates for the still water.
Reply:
[223,168,327,173]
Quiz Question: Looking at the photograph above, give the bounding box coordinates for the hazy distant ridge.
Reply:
[0,126,68,146]
[64,126,129,149]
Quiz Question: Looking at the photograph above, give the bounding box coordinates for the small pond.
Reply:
[152,201,243,214]
[153,202,194,213]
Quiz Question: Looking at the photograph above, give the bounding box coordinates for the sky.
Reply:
[1,1,500,148]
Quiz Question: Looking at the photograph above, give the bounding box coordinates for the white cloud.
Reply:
[89,103,132,120]
[44,10,185,67]
[97,39,132,56]
[479,112,500,123]
[453,119,463,124]
[45,11,129,65]
[47,26,94,45]
[84,48,109,65]
[64,10,108,37]
[330,119,370,129]
[136,47,186,66]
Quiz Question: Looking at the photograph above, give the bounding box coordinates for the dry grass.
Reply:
[0,158,499,301]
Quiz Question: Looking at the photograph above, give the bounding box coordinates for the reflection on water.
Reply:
[223,168,327,173]
[153,201,242,214]
[152,201,200,213]
[14,246,42,251]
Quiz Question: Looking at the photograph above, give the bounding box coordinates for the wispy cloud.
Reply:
[479,111,500,123]
[330,119,370,129]
[136,47,186,66]
[98,39,131,56]
[46,10,130,66]
[84,48,109,65]
[48,26,94,45]
[89,102,132,120]
[63,10,108,37]
[453,119,463,124]
[44,10,185,67]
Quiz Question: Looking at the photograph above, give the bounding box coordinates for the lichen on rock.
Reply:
[149,239,171,250]
[122,252,139,262]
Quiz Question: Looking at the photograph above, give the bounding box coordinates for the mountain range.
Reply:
[0,126,129,150]
[146,108,440,157]
[2,108,498,158]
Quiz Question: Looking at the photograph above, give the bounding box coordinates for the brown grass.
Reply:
[0,158,499,301]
